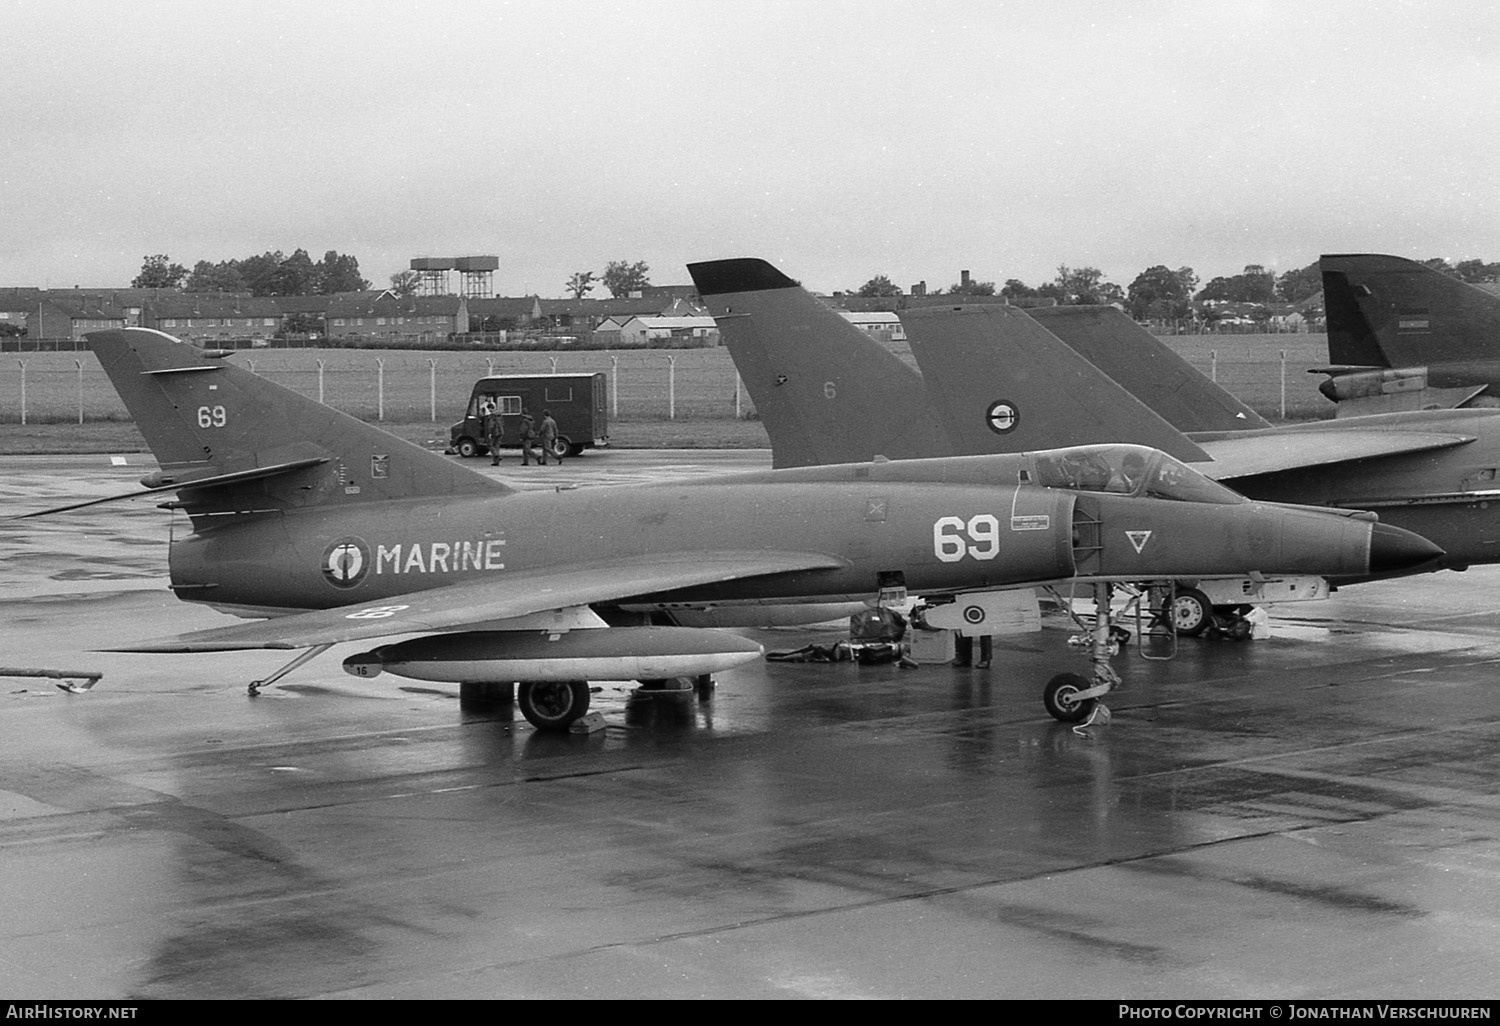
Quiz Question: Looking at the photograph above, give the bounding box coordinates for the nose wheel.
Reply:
[1043,672,1095,723]
[1042,582,1120,725]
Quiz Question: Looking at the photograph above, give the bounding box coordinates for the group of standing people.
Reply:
[480,407,561,466]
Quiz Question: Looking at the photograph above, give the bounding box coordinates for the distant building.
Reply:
[540,296,704,337]
[638,283,701,302]
[325,293,469,339]
[141,294,284,340]
[468,296,544,331]
[34,295,129,340]
[0,287,42,334]
[839,310,906,341]
[611,315,720,347]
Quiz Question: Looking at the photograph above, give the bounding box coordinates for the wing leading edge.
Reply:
[107,550,850,652]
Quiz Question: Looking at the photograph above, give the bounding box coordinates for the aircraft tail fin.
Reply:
[86,328,506,513]
[1320,257,1392,368]
[903,304,1211,463]
[1321,253,1500,369]
[688,258,955,467]
[1027,305,1272,432]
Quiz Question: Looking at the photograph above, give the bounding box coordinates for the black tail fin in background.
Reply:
[86,328,505,514]
[1027,305,1271,433]
[903,304,1211,463]
[687,258,955,468]
[1320,264,1386,369]
[1321,253,1500,369]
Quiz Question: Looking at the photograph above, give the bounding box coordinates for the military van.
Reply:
[450,372,608,460]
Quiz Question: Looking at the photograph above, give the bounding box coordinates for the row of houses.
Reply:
[0,284,911,347]
[0,286,722,346]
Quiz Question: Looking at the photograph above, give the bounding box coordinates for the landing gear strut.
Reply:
[1042,581,1119,725]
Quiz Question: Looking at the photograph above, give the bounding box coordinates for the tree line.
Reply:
[134,253,658,302]
[855,256,1500,322]
[131,250,370,296]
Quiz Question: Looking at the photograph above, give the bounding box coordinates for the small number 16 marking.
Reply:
[933,515,1000,562]
[197,405,227,428]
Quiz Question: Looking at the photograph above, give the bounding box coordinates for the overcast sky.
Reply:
[3,0,1496,295]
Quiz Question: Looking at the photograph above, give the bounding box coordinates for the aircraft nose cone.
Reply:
[1369,522,1444,574]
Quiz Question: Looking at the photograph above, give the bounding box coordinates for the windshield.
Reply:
[1029,444,1242,505]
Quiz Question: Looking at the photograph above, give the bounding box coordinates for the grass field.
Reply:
[0,334,1333,454]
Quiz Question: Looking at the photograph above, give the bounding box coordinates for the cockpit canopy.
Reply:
[1027,444,1241,505]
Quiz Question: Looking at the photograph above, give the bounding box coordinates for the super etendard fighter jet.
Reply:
[1318,253,1500,415]
[687,258,1472,642]
[26,327,1436,729]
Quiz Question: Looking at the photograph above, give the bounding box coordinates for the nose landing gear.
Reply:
[1041,581,1121,725]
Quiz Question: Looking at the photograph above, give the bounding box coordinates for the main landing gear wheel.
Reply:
[1170,587,1213,637]
[517,680,590,731]
[1043,672,1097,724]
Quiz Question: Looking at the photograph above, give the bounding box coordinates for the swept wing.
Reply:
[109,549,848,652]
[1194,428,1478,480]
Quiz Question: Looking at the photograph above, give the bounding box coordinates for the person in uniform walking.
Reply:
[538,409,561,465]
[517,411,539,466]
[482,406,504,465]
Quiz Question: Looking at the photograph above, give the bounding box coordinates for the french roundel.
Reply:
[323,537,370,589]
[985,400,1019,434]
[963,605,987,624]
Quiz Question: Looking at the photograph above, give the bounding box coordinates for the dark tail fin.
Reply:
[687,258,954,468]
[1320,262,1386,369]
[87,328,505,513]
[1320,253,1500,369]
[1027,305,1271,432]
[903,304,1210,463]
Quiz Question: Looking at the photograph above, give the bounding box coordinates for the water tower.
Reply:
[455,256,499,299]
[410,257,455,297]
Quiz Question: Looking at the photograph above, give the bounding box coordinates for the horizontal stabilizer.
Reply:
[103,549,850,652]
[10,456,330,519]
